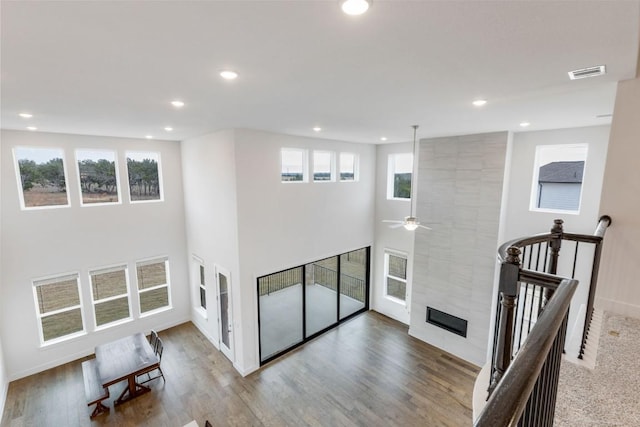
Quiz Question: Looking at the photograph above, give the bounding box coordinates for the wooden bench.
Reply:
[81,359,110,419]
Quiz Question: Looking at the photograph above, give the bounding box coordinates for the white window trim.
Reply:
[339,152,359,182]
[89,264,133,330]
[281,147,309,183]
[32,272,86,347]
[13,146,72,211]
[75,148,122,207]
[313,150,336,182]
[136,257,172,317]
[383,249,408,305]
[125,150,164,204]
[386,153,413,201]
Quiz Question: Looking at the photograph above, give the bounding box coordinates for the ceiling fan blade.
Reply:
[382,219,403,224]
[417,224,432,230]
[389,223,406,229]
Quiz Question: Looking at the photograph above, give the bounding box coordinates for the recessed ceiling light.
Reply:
[145,135,153,139]
[27,126,38,131]
[171,100,185,108]
[520,122,531,128]
[19,113,33,118]
[313,127,322,132]
[472,99,487,107]
[164,127,173,132]
[341,0,371,15]
[380,137,388,141]
[220,70,238,80]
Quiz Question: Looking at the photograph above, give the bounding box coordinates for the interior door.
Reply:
[216,266,234,361]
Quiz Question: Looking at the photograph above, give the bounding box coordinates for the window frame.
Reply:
[125,150,164,204]
[383,249,408,305]
[386,152,413,200]
[13,146,72,211]
[136,257,172,316]
[312,150,335,182]
[32,272,86,346]
[75,148,121,207]
[281,147,308,183]
[339,152,359,182]
[193,255,207,318]
[89,264,132,330]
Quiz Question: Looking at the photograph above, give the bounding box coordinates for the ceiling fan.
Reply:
[382,125,432,231]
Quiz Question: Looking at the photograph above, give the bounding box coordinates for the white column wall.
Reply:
[410,132,509,366]
[233,129,376,374]
[372,142,415,324]
[180,129,242,367]
[0,130,190,380]
[597,76,640,318]
[0,142,7,418]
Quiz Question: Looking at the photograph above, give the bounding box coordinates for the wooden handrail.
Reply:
[475,279,578,426]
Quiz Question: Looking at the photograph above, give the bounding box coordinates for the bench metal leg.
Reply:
[90,400,110,419]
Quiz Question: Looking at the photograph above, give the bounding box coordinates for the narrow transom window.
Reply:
[387,153,412,199]
[76,149,120,205]
[90,265,131,328]
[384,250,408,303]
[199,262,206,310]
[126,151,163,202]
[530,144,588,213]
[313,151,335,182]
[14,146,70,209]
[281,148,308,182]
[339,152,358,181]
[33,274,85,344]
[136,258,171,314]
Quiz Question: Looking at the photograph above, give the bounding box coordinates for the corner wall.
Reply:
[0,140,7,419]
[410,132,509,366]
[597,76,640,318]
[0,130,190,380]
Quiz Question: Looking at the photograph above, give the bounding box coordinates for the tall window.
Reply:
[194,257,206,311]
[33,274,84,344]
[339,152,358,181]
[384,250,408,303]
[136,258,171,314]
[281,148,307,182]
[126,151,162,202]
[76,149,120,205]
[531,144,588,213]
[387,153,412,199]
[14,146,70,209]
[90,265,131,328]
[313,151,334,182]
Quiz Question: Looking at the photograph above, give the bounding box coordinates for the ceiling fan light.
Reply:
[403,223,419,231]
[341,0,370,15]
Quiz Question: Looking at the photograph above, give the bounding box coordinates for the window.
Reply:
[33,274,84,344]
[387,153,412,199]
[384,250,408,303]
[89,265,131,328]
[193,256,206,311]
[14,146,70,209]
[281,148,307,182]
[531,144,588,213]
[136,258,171,314]
[313,151,334,182]
[339,152,358,181]
[126,151,163,202]
[76,149,120,205]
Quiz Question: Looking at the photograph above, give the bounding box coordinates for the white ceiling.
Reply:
[1,1,639,144]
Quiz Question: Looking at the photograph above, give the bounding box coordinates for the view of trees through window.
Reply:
[77,149,119,204]
[385,251,408,302]
[126,151,162,202]
[389,153,412,199]
[14,147,69,208]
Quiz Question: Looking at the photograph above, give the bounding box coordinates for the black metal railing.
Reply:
[312,264,366,302]
[479,216,611,426]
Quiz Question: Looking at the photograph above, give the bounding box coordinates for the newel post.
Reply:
[488,246,521,395]
[545,219,564,303]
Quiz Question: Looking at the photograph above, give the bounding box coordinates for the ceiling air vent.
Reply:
[568,65,606,80]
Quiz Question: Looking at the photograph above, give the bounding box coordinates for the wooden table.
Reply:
[95,332,160,405]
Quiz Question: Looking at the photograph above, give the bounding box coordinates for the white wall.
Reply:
[233,129,376,374]
[501,126,610,352]
[410,132,509,367]
[372,142,415,324]
[0,130,190,380]
[0,142,7,419]
[180,129,241,367]
[597,76,640,318]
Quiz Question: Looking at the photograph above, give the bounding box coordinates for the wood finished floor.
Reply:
[1,311,479,427]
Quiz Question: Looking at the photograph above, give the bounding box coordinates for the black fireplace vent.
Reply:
[426,307,468,338]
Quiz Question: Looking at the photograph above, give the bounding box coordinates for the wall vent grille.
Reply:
[568,65,606,80]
